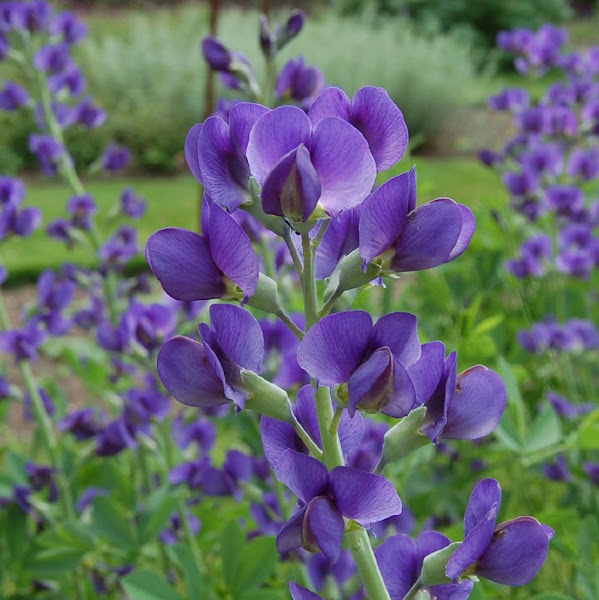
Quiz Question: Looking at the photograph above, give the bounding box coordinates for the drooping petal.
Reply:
[308,87,351,124]
[207,204,259,301]
[359,171,413,267]
[375,534,419,600]
[464,478,502,537]
[260,417,305,469]
[228,101,269,156]
[157,336,227,407]
[246,105,312,184]
[441,366,506,440]
[381,358,416,419]
[475,517,554,586]
[261,145,321,222]
[350,86,408,171]
[146,228,225,301]
[198,116,250,211]
[297,311,373,386]
[315,206,360,279]
[310,117,376,216]
[407,341,446,406]
[208,303,264,372]
[290,582,324,600]
[277,507,306,555]
[448,204,476,260]
[372,312,421,366]
[331,467,401,523]
[274,449,329,504]
[303,496,345,562]
[421,351,457,442]
[184,123,203,182]
[391,199,464,272]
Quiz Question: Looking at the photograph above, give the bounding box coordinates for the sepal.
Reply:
[241,369,294,422]
[378,406,429,470]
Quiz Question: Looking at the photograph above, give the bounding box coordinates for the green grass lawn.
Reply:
[3,156,506,284]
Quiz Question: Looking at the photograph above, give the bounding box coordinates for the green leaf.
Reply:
[37,520,97,552]
[221,520,244,588]
[471,314,503,337]
[169,543,206,599]
[90,495,136,548]
[525,404,562,454]
[497,356,527,446]
[24,547,83,578]
[532,594,576,600]
[5,504,28,562]
[121,570,184,600]
[240,591,285,600]
[574,409,599,450]
[234,536,279,592]
[138,487,182,544]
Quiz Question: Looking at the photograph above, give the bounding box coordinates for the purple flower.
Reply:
[275,449,402,562]
[547,391,593,419]
[74,97,106,129]
[159,510,201,545]
[101,143,130,172]
[122,302,176,353]
[0,176,25,206]
[583,462,599,486]
[543,185,585,218]
[247,104,376,218]
[46,218,74,246]
[298,310,421,417]
[0,322,46,362]
[99,226,138,265]
[59,408,100,440]
[406,341,506,441]
[172,416,217,453]
[184,103,268,211]
[76,487,108,512]
[290,583,323,600]
[446,478,554,586]
[120,188,146,219]
[568,148,599,181]
[201,36,232,72]
[542,455,570,482]
[309,86,408,172]
[24,387,54,420]
[146,199,258,302]
[19,1,52,32]
[0,32,8,60]
[123,385,170,430]
[488,88,529,112]
[51,11,87,45]
[95,418,136,457]
[0,204,41,239]
[307,550,355,592]
[67,194,97,230]
[276,57,325,108]
[26,462,58,503]
[0,82,29,111]
[33,43,71,73]
[48,66,86,96]
[157,303,264,409]
[29,134,64,175]
[376,531,474,600]
[359,168,475,273]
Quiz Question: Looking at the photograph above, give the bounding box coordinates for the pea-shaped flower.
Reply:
[247,105,376,221]
[297,311,420,417]
[407,341,506,441]
[157,304,264,409]
[360,167,475,273]
[446,479,554,586]
[146,199,258,303]
[275,449,402,563]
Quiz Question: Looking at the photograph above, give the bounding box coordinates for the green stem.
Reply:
[328,406,344,437]
[318,287,343,318]
[301,233,318,328]
[403,577,423,600]
[275,309,304,340]
[283,227,303,279]
[311,219,330,251]
[290,414,323,460]
[349,529,392,600]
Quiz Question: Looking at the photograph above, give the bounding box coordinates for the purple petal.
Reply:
[304,497,344,562]
[372,312,421,366]
[429,581,474,600]
[359,171,412,266]
[157,336,227,407]
[350,86,408,171]
[415,530,451,567]
[277,507,306,554]
[381,358,416,419]
[297,311,373,386]
[331,467,401,523]
[464,479,502,536]
[184,123,203,182]
[145,228,224,301]
[260,417,304,469]
[338,410,365,461]
[391,199,464,272]
[448,204,475,260]
[310,117,376,216]
[308,87,351,124]
[407,341,446,406]
[247,105,311,185]
[198,116,249,211]
[261,145,321,222]
[315,207,360,279]
[476,517,553,586]
[375,534,419,600]
[274,449,329,503]
[209,304,264,372]
[290,582,324,600]
[228,102,269,156]
[441,366,506,440]
[347,348,395,417]
[422,351,457,442]
[207,204,259,300]
[295,385,322,445]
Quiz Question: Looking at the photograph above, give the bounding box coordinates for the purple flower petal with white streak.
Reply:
[274,450,329,504]
[441,366,506,440]
[157,336,227,407]
[297,311,373,386]
[331,467,401,523]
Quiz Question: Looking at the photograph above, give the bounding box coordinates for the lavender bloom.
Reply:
[0,176,25,206]
[0,82,29,111]
[74,97,106,129]
[359,168,475,273]
[122,302,176,353]
[46,218,74,246]
[274,449,402,562]
[568,148,599,181]
[202,36,232,72]
[158,303,264,409]
[298,310,421,417]
[309,86,408,172]
[48,66,86,96]
[276,57,325,109]
[95,418,136,457]
[446,479,554,586]
[29,133,64,175]
[33,43,71,73]
[488,88,529,112]
[247,103,376,219]
[542,455,570,482]
[290,583,323,600]
[101,143,130,172]
[547,391,593,419]
[406,341,506,441]
[0,322,46,362]
[59,408,100,440]
[19,1,52,32]
[50,11,88,45]
[0,204,41,239]
[23,387,54,420]
[67,194,97,230]
[99,226,138,265]
[26,462,58,503]
[308,550,355,593]
[159,511,200,545]
[184,103,268,211]
[146,200,258,302]
[120,188,146,219]
[543,185,585,218]
[172,416,217,453]
[376,531,474,599]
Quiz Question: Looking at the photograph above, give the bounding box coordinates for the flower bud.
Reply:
[259,15,275,59]
[241,369,294,423]
[202,36,232,72]
[378,406,429,470]
[420,542,462,586]
[246,273,282,315]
